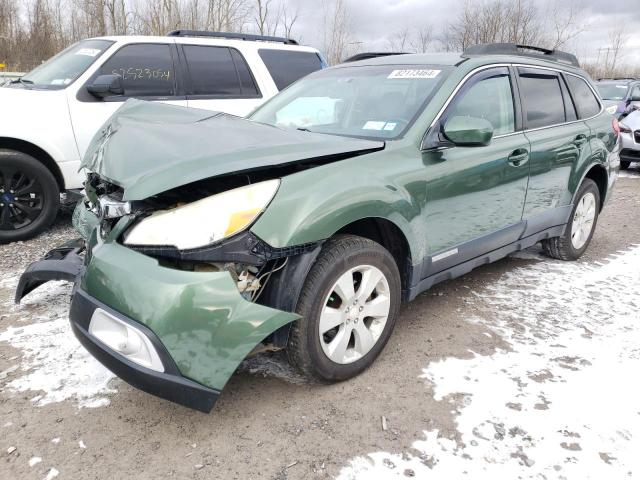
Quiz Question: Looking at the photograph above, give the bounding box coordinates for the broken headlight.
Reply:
[123,179,280,250]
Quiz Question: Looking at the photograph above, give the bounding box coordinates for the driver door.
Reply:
[421,66,530,275]
[68,42,186,158]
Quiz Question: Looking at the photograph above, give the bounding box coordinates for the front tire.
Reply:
[287,235,401,382]
[541,178,600,261]
[0,150,60,244]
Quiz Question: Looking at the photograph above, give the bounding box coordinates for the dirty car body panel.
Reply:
[16,49,619,411]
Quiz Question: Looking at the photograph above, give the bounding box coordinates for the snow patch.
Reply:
[29,456,42,467]
[0,281,116,408]
[339,245,640,479]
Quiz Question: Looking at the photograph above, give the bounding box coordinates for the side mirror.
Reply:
[87,74,124,98]
[443,116,494,147]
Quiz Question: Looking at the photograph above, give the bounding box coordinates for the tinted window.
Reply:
[596,83,628,100]
[566,75,600,118]
[631,84,640,100]
[448,69,515,135]
[259,49,323,90]
[98,44,175,97]
[518,68,566,129]
[183,46,259,97]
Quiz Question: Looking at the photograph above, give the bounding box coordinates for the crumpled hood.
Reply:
[82,99,384,201]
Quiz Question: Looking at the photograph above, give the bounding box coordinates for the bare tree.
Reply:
[321,0,352,65]
[386,28,410,51]
[411,26,433,53]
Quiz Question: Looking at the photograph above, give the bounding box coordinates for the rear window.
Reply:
[596,83,629,100]
[258,49,323,90]
[183,45,259,97]
[518,68,566,129]
[565,75,601,118]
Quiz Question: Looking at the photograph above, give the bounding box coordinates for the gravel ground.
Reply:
[1,169,639,480]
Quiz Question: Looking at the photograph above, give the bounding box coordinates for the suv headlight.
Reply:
[123,179,279,250]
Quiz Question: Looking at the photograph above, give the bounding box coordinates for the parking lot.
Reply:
[0,166,639,479]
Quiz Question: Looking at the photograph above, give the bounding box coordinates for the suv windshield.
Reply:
[20,39,113,89]
[597,83,629,101]
[250,64,451,140]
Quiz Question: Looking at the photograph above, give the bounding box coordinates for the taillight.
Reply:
[612,118,620,137]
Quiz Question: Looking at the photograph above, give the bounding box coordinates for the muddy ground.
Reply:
[1,168,639,479]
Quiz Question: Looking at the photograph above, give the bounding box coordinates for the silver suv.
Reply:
[619,109,640,170]
[596,78,640,119]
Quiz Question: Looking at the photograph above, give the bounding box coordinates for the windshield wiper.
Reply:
[296,127,313,132]
[11,77,34,85]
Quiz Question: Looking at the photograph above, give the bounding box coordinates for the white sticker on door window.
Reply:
[383,122,397,131]
[76,48,101,57]
[387,69,440,79]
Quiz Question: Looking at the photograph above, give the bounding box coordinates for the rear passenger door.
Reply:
[519,67,591,226]
[180,45,263,116]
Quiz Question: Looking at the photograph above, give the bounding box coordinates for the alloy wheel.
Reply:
[0,167,44,230]
[319,265,391,364]
[571,191,596,250]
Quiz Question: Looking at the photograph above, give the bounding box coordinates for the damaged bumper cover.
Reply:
[16,231,300,412]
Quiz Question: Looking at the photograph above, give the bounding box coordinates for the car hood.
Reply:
[620,109,640,128]
[82,99,385,201]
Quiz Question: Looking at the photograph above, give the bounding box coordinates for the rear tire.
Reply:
[0,150,60,244]
[541,178,600,261]
[287,235,401,382]
[620,160,630,170]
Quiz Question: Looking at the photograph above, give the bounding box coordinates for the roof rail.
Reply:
[462,43,580,67]
[166,30,298,45]
[343,52,409,63]
[597,77,636,81]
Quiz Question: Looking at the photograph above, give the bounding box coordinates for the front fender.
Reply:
[251,156,423,263]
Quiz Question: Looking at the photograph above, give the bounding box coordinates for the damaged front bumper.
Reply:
[16,228,299,412]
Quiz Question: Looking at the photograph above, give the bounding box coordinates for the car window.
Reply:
[250,64,452,140]
[258,49,324,90]
[596,83,629,100]
[447,68,515,136]
[631,85,640,100]
[20,39,113,89]
[98,43,175,97]
[183,45,259,96]
[565,75,600,119]
[518,68,566,129]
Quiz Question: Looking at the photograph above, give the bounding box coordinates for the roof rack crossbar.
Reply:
[166,29,298,45]
[343,52,409,63]
[462,43,580,67]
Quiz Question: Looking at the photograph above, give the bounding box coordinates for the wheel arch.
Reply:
[580,163,608,211]
[335,217,414,296]
[0,137,65,191]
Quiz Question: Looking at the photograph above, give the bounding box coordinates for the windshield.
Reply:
[596,83,629,101]
[20,39,113,89]
[250,64,451,140]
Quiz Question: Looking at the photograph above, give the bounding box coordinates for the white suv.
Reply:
[0,30,325,242]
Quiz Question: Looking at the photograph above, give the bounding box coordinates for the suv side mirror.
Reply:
[87,74,124,98]
[443,116,494,147]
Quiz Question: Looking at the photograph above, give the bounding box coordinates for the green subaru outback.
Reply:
[16,44,619,412]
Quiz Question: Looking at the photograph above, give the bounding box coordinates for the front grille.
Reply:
[634,130,640,144]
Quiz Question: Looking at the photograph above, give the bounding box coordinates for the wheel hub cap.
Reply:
[571,192,596,250]
[0,168,44,231]
[319,265,391,365]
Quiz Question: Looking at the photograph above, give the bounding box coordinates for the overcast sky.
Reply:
[287,0,640,67]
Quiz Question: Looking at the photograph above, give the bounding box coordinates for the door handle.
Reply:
[507,149,529,167]
[573,134,587,147]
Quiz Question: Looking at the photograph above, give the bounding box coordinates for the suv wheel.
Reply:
[542,178,600,261]
[620,160,630,170]
[0,150,60,244]
[287,235,401,382]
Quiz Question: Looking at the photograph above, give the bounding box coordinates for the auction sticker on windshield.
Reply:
[76,48,102,57]
[388,69,440,79]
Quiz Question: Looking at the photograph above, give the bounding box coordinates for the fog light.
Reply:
[89,308,164,372]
